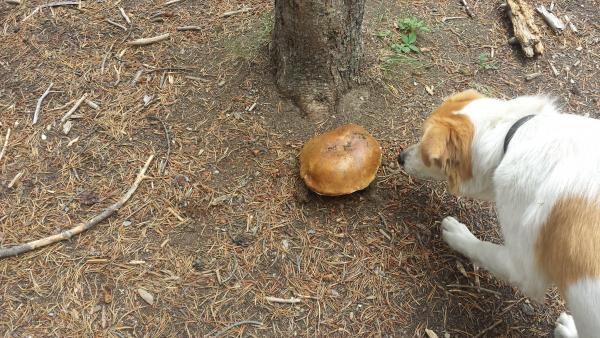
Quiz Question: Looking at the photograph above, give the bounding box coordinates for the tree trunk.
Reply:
[271,0,365,118]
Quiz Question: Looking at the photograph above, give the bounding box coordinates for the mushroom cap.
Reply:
[300,124,382,196]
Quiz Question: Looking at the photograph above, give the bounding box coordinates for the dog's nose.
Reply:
[398,152,407,167]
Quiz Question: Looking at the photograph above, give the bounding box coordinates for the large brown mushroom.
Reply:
[299,124,382,196]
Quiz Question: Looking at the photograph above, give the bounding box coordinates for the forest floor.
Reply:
[0,0,599,337]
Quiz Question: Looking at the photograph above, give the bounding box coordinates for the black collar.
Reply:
[503,115,535,154]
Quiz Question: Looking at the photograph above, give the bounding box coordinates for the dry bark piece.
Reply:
[536,5,565,33]
[505,0,544,57]
[299,124,382,196]
[137,288,154,305]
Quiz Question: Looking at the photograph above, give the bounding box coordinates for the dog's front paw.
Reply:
[554,312,578,338]
[441,216,478,254]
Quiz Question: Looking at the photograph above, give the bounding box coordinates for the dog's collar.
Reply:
[503,115,535,154]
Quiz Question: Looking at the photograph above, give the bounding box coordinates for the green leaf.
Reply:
[401,46,411,53]
[409,44,420,52]
[376,30,392,38]
[390,43,402,53]
[408,32,416,44]
[401,34,409,44]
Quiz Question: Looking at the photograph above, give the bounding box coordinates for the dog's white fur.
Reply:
[401,92,600,338]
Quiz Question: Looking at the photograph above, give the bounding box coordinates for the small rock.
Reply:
[192,257,204,271]
[41,133,47,140]
[137,288,154,305]
[521,302,535,316]
[122,220,132,227]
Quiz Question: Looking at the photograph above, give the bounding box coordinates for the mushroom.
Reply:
[299,124,382,196]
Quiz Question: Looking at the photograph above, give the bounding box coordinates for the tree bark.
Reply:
[271,0,365,118]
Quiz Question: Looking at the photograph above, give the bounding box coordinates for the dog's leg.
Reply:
[441,216,517,283]
[554,312,578,338]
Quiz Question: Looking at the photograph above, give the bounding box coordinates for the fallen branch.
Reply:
[221,7,252,18]
[0,128,11,164]
[536,5,565,33]
[0,155,154,259]
[265,296,301,304]
[33,83,53,125]
[127,33,170,46]
[212,320,262,338]
[60,93,88,123]
[505,0,544,57]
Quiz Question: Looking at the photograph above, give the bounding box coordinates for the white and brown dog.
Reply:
[398,89,600,338]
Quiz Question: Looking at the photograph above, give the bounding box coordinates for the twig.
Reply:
[0,155,154,259]
[127,33,170,46]
[0,128,11,164]
[460,0,475,17]
[446,284,502,296]
[212,320,262,338]
[265,296,302,304]
[221,7,252,18]
[473,320,503,338]
[118,7,131,25]
[7,171,23,188]
[176,26,201,32]
[33,83,53,125]
[147,116,171,175]
[5,0,21,5]
[442,16,467,23]
[22,1,80,21]
[106,19,127,31]
[60,93,88,123]
[536,5,565,33]
[163,0,184,6]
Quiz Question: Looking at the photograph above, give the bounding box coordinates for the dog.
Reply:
[398,89,600,338]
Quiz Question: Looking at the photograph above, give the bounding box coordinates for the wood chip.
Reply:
[137,288,154,305]
[425,329,439,338]
[525,72,542,81]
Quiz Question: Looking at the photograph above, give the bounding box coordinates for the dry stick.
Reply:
[164,0,184,5]
[446,284,502,296]
[221,7,252,18]
[460,0,475,17]
[0,155,154,259]
[60,93,88,123]
[265,296,302,304]
[6,0,21,5]
[536,5,565,33]
[7,172,23,188]
[0,128,11,164]
[106,19,127,31]
[212,320,262,338]
[176,26,201,31]
[22,1,80,21]
[127,33,170,46]
[473,320,503,338]
[33,83,53,125]
[118,7,131,25]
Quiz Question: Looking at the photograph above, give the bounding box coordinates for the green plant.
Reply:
[396,16,430,34]
[390,32,419,53]
[375,29,392,39]
[478,52,499,71]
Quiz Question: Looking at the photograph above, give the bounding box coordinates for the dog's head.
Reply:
[399,89,484,194]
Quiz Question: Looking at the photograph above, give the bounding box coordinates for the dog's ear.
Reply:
[420,115,473,193]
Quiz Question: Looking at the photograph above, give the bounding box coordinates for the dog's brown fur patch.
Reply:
[419,89,483,193]
[536,196,600,294]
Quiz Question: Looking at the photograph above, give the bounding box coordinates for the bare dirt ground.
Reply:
[1,0,599,337]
